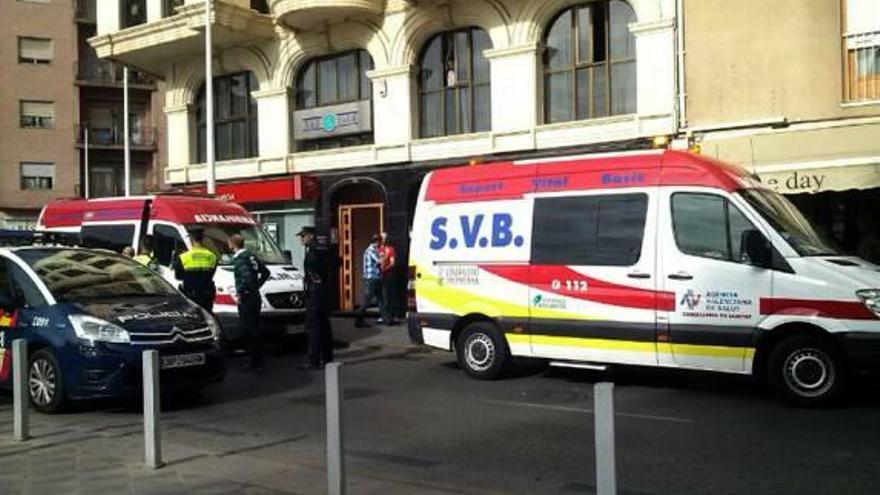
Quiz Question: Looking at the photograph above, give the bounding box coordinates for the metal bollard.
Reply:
[13,339,29,442]
[326,362,345,495]
[594,382,617,495]
[143,350,163,469]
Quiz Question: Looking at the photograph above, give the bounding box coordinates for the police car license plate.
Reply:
[160,353,206,370]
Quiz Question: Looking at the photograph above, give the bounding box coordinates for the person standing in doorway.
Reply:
[356,235,383,328]
[298,226,334,370]
[173,228,218,312]
[379,232,398,325]
[228,234,270,371]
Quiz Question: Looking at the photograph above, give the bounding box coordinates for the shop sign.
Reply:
[756,163,880,194]
[294,100,372,140]
[186,176,319,204]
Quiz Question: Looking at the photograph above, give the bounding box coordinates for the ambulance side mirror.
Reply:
[742,229,772,268]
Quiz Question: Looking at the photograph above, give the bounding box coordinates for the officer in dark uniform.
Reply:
[298,226,334,371]
[173,228,218,312]
[228,233,271,371]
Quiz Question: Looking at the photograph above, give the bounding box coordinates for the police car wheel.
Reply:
[768,335,843,406]
[456,323,509,380]
[28,349,66,414]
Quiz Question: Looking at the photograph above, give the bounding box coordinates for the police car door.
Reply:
[0,256,49,385]
[658,188,772,372]
[527,189,659,366]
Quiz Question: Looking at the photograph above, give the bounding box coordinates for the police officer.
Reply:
[228,233,270,371]
[297,226,333,371]
[173,228,218,312]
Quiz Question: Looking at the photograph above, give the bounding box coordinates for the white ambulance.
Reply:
[408,150,880,405]
[37,195,306,343]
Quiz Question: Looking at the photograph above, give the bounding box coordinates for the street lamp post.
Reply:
[84,126,90,199]
[124,66,131,197]
[205,0,216,195]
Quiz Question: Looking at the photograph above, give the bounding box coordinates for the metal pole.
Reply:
[84,126,90,199]
[13,339,29,442]
[594,382,617,495]
[205,0,216,195]
[326,362,345,495]
[143,350,163,469]
[123,66,131,197]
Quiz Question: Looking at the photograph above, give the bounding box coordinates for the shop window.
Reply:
[532,193,647,266]
[294,50,374,151]
[843,0,880,102]
[418,28,492,138]
[543,1,636,124]
[20,162,54,191]
[196,71,259,163]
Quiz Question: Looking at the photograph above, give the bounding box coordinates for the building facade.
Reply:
[684,0,880,262]
[0,0,165,231]
[91,0,679,312]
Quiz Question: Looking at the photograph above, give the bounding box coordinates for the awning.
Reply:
[697,120,880,194]
[752,158,880,195]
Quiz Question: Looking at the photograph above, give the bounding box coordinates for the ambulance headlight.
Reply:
[201,308,222,341]
[856,290,880,318]
[69,315,131,345]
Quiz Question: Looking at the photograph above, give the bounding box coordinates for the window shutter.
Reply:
[21,101,54,119]
[21,162,55,179]
[846,0,880,36]
[19,37,53,61]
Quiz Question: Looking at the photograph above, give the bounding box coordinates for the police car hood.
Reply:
[68,296,207,333]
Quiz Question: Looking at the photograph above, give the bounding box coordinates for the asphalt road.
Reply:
[3,324,880,495]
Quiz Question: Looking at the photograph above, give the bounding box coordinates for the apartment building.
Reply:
[684,0,880,261]
[0,0,78,229]
[0,0,165,230]
[91,0,678,311]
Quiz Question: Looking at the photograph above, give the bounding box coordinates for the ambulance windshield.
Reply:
[188,224,287,265]
[741,189,839,257]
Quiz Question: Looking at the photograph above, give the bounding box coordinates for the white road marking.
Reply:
[482,399,693,424]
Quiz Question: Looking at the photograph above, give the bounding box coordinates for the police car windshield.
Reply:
[741,189,840,256]
[17,249,178,302]
[188,224,287,265]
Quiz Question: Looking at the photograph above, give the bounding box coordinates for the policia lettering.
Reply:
[430,213,525,250]
[174,233,218,312]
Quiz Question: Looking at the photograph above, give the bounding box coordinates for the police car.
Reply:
[0,246,225,413]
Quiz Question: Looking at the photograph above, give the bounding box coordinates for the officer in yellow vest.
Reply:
[173,228,218,312]
[133,236,160,272]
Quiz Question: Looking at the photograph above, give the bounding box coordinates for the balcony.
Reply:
[90,0,274,76]
[76,124,158,150]
[270,0,383,30]
[76,59,156,89]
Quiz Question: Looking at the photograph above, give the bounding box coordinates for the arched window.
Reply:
[543,1,636,124]
[294,50,374,151]
[418,28,492,138]
[196,71,259,163]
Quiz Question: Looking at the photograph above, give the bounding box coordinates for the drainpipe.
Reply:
[675,0,688,133]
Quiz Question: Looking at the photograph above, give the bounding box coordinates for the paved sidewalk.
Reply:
[0,319,466,495]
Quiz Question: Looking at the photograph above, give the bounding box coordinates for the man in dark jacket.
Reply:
[228,233,271,371]
[298,226,334,371]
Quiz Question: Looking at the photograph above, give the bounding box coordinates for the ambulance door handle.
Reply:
[668,272,694,281]
[627,272,651,279]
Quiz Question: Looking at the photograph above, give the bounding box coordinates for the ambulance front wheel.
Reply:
[456,322,509,380]
[767,335,844,406]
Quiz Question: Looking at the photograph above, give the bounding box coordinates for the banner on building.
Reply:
[755,162,880,195]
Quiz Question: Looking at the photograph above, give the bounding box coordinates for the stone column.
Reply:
[252,87,291,158]
[97,0,122,35]
[367,65,417,146]
[164,104,194,169]
[484,43,541,134]
[631,18,677,118]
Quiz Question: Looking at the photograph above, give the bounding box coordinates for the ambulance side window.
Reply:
[81,225,136,254]
[532,193,648,266]
[672,193,757,263]
[153,224,184,267]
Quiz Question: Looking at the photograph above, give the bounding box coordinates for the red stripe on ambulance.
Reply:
[760,298,877,320]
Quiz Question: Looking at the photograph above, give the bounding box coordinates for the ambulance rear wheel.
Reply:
[456,323,509,380]
[768,335,843,406]
[28,349,66,414]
